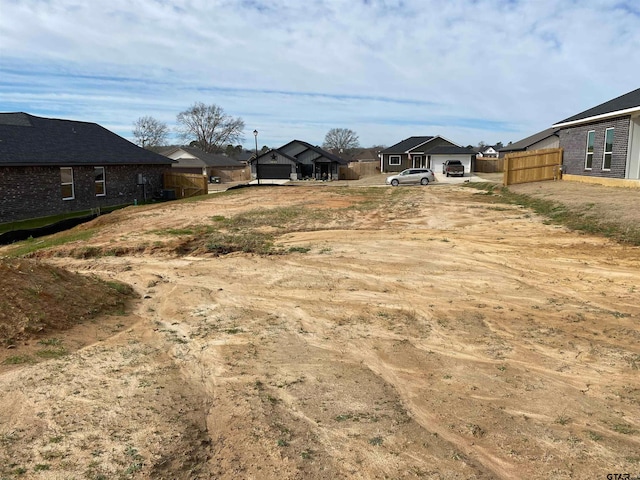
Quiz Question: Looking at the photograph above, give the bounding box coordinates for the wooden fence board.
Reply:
[474,157,504,173]
[209,167,250,183]
[503,148,563,185]
[339,162,380,180]
[163,173,208,199]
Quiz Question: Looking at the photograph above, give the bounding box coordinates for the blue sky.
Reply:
[1,0,639,150]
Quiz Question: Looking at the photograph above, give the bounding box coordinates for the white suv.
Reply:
[385,168,435,186]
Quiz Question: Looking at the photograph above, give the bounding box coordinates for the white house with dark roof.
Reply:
[475,145,500,158]
[379,136,473,175]
[552,87,640,180]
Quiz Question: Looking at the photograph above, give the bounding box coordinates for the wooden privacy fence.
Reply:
[503,148,563,185]
[475,157,504,173]
[209,167,250,183]
[163,172,208,199]
[339,162,380,180]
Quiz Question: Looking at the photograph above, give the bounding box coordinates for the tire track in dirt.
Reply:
[3,185,639,478]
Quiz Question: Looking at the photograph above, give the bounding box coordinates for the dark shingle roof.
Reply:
[235,150,253,162]
[352,148,380,161]
[172,146,245,167]
[381,136,434,154]
[0,113,174,166]
[273,140,349,165]
[294,140,349,164]
[252,148,300,164]
[554,88,640,126]
[499,127,559,152]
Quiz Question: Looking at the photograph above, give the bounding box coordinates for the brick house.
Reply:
[553,88,640,180]
[0,113,175,225]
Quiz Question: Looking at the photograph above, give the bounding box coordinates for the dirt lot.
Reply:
[1,180,639,479]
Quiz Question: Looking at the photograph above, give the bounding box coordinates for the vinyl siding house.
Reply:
[380,136,473,175]
[475,146,499,158]
[553,88,640,180]
[498,128,560,158]
[250,140,348,180]
[158,146,249,182]
[0,113,174,225]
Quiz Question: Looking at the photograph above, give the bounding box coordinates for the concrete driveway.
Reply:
[433,172,490,184]
[208,172,503,193]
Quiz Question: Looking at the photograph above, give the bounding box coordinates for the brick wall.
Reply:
[560,116,630,178]
[0,165,168,224]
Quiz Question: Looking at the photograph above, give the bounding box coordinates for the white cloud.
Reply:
[1,0,638,148]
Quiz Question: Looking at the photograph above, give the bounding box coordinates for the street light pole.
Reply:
[253,129,259,185]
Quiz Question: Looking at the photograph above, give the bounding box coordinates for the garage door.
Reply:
[258,164,291,179]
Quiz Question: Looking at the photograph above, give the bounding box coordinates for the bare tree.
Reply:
[176,102,244,153]
[132,116,168,149]
[322,128,360,153]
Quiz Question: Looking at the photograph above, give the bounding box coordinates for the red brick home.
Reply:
[0,113,174,225]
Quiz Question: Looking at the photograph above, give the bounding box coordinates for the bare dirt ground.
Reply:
[1,180,639,479]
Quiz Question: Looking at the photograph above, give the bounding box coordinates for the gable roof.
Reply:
[499,127,560,152]
[265,140,349,165]
[0,113,174,167]
[381,136,434,154]
[553,87,640,127]
[381,135,463,154]
[251,148,300,165]
[159,146,245,168]
[298,140,349,164]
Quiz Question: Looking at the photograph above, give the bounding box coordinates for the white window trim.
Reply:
[585,130,595,170]
[602,127,614,171]
[61,167,75,200]
[95,166,106,197]
[412,155,424,168]
[389,155,401,165]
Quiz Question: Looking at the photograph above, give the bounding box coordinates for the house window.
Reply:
[389,155,401,165]
[603,127,614,170]
[585,130,595,169]
[61,167,74,200]
[95,167,106,196]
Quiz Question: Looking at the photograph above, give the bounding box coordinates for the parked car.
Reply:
[386,168,435,186]
[442,160,465,177]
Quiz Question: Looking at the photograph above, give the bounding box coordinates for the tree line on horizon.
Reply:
[133,102,369,158]
[133,102,507,159]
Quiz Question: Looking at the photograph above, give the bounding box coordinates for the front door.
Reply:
[412,155,425,168]
[318,163,330,180]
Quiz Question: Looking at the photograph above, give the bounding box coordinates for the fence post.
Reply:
[503,155,510,186]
